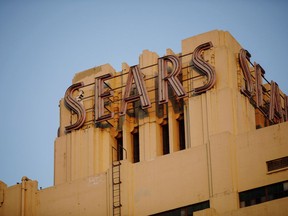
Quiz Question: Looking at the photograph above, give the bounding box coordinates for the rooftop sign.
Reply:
[62,42,288,133]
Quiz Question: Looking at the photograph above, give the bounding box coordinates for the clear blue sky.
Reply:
[0,0,287,188]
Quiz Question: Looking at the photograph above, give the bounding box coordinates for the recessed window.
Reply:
[161,120,169,155]
[239,181,288,208]
[151,200,210,216]
[132,128,140,163]
[177,114,186,151]
[116,133,123,161]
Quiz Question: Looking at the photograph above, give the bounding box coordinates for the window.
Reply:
[132,127,140,163]
[151,200,210,216]
[116,133,123,161]
[177,114,186,150]
[162,120,169,155]
[239,181,288,208]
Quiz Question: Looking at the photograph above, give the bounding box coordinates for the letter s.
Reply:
[64,82,86,133]
[192,42,216,94]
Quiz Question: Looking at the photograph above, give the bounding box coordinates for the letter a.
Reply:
[120,65,151,115]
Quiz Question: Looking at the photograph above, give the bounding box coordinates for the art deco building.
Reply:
[0,30,288,216]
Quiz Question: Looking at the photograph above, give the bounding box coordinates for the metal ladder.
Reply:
[112,146,126,216]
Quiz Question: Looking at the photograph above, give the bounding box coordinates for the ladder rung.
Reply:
[113,204,122,208]
[113,170,120,173]
[113,162,121,167]
[113,188,120,192]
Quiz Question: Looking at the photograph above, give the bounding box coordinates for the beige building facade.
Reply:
[0,30,288,216]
